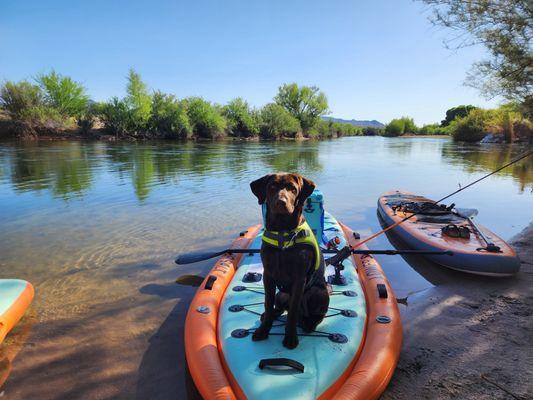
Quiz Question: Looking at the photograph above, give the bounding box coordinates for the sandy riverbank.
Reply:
[382,223,532,400]
[1,224,531,399]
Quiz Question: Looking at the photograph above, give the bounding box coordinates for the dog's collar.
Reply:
[262,220,321,270]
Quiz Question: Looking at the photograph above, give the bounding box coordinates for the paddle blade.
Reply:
[175,249,226,265]
[454,208,478,218]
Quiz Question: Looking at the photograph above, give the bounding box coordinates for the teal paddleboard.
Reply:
[218,210,367,399]
[0,279,34,343]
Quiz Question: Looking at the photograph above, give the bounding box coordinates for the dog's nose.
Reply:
[276,199,287,207]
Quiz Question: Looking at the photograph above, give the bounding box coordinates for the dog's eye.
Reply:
[289,187,297,193]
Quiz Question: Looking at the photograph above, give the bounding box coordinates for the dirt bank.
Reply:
[382,223,532,400]
[1,224,531,399]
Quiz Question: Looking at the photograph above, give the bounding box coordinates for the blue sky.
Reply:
[0,0,499,125]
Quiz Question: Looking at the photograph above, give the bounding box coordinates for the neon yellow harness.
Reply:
[262,220,321,271]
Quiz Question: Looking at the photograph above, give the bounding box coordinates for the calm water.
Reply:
[0,137,531,398]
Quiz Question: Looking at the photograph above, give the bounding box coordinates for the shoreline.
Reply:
[383,223,532,400]
[0,130,454,143]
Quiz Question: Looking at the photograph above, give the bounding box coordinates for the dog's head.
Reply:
[250,173,315,216]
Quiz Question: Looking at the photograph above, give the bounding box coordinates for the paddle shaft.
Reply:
[175,247,453,265]
[219,249,453,255]
[465,216,497,249]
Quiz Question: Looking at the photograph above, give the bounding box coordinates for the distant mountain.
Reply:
[321,116,385,128]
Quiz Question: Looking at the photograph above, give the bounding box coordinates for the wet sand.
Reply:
[1,225,532,399]
[383,223,533,400]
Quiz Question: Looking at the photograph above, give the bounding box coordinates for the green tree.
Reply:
[222,97,260,137]
[36,71,89,117]
[149,91,192,138]
[185,97,226,138]
[441,105,478,126]
[420,0,532,114]
[259,103,301,139]
[274,83,329,134]
[449,108,489,142]
[124,69,152,132]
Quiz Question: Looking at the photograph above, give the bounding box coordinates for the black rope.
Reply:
[323,312,342,318]
[240,302,264,307]
[243,288,265,295]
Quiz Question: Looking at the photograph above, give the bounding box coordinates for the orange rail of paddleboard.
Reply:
[0,281,34,345]
[184,225,260,400]
[330,223,402,400]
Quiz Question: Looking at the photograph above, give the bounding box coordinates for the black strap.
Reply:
[258,358,304,373]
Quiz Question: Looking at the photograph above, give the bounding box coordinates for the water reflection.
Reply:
[441,143,532,192]
[3,139,528,202]
[0,141,325,201]
[7,142,95,199]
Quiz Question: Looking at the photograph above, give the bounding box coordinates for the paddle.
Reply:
[175,247,453,265]
[453,209,501,252]
[453,208,478,218]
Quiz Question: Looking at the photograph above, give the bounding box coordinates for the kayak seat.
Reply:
[303,189,326,245]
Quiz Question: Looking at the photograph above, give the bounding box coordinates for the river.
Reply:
[0,137,531,399]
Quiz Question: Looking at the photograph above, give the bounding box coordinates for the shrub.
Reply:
[149,91,192,138]
[384,119,405,137]
[316,120,335,138]
[223,98,259,137]
[336,122,361,137]
[185,97,226,138]
[418,123,449,135]
[98,97,131,136]
[384,116,417,136]
[259,103,301,139]
[77,101,101,135]
[36,71,89,118]
[314,120,360,138]
[362,126,383,136]
[449,109,489,142]
[0,81,44,119]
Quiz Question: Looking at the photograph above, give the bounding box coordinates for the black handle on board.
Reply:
[258,358,305,373]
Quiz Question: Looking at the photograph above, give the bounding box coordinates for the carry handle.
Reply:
[258,358,304,373]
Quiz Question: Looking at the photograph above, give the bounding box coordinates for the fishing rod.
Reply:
[175,247,453,265]
[351,148,533,250]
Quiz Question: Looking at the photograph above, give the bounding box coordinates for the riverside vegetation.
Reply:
[0,70,531,143]
[0,70,359,141]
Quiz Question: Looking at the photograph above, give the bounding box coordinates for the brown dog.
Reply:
[250,173,330,349]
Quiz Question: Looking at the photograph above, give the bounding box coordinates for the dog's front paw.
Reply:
[252,325,270,341]
[282,333,299,349]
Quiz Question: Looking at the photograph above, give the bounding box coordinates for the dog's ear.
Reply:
[250,174,273,204]
[297,176,315,206]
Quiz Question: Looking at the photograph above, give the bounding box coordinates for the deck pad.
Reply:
[218,213,367,399]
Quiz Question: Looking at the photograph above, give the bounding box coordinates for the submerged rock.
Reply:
[480,133,506,143]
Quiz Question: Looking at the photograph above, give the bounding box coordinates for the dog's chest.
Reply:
[261,246,314,286]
